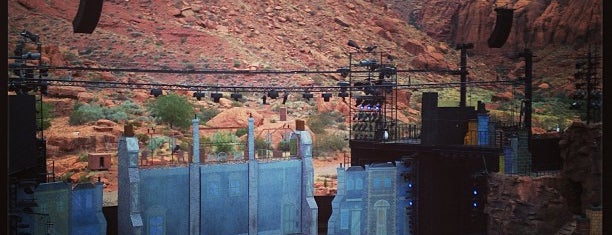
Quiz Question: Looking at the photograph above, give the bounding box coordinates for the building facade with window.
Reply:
[118,118,318,235]
[328,162,411,235]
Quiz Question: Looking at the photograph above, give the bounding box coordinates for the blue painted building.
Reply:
[13,181,107,235]
[118,118,318,235]
[328,161,413,235]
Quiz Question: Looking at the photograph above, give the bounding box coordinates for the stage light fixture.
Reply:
[211,92,223,103]
[302,92,314,101]
[268,90,279,99]
[347,40,360,50]
[230,93,243,101]
[322,93,332,102]
[337,67,350,78]
[193,91,205,101]
[150,88,163,97]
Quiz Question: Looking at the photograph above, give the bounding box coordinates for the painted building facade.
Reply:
[328,161,413,235]
[118,118,318,235]
[13,181,107,235]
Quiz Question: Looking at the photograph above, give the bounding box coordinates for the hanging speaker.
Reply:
[487,8,514,48]
[72,0,104,34]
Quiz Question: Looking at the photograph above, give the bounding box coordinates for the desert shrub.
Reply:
[312,133,347,157]
[69,102,105,125]
[235,128,247,137]
[254,137,270,150]
[147,136,168,152]
[136,133,150,144]
[198,108,221,123]
[104,109,129,123]
[211,131,239,153]
[308,112,342,134]
[278,140,291,152]
[36,101,54,130]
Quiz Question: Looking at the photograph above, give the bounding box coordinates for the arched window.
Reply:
[374,200,390,235]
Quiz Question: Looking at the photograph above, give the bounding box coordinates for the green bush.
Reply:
[198,108,221,123]
[312,133,347,157]
[136,133,150,144]
[278,140,291,152]
[36,101,54,130]
[147,93,195,129]
[147,136,168,152]
[308,112,343,134]
[69,103,105,125]
[235,128,247,137]
[211,131,239,153]
[254,137,270,150]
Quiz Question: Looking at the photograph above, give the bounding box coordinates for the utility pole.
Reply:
[518,49,533,147]
[456,43,474,107]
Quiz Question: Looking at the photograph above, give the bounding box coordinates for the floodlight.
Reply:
[193,91,205,101]
[150,88,163,97]
[211,93,223,103]
[268,90,279,99]
[322,93,332,102]
[302,92,314,101]
[230,93,243,101]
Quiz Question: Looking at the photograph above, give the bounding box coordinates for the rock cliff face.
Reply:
[486,173,572,235]
[386,0,602,52]
[559,122,602,213]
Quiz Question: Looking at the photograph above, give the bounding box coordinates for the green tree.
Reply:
[148,93,195,129]
[36,101,54,130]
[212,131,239,153]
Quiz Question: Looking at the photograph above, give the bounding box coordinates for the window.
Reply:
[384,177,392,188]
[355,178,363,190]
[348,178,354,190]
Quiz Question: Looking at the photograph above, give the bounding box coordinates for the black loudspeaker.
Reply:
[487,8,514,48]
[72,0,104,34]
[9,95,39,175]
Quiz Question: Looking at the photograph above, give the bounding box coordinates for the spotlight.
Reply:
[150,88,163,97]
[20,30,39,43]
[230,93,243,101]
[282,93,289,104]
[337,67,350,78]
[347,40,360,50]
[302,92,313,101]
[365,45,377,52]
[322,93,332,102]
[211,92,223,103]
[268,90,279,99]
[193,91,205,101]
[338,91,349,100]
[21,52,41,60]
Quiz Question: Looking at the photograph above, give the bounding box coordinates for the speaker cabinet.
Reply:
[9,95,39,175]
[487,8,514,48]
[72,0,104,34]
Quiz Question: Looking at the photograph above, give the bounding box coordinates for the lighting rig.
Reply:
[570,48,602,124]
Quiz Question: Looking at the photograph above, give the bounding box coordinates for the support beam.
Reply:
[456,43,474,107]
